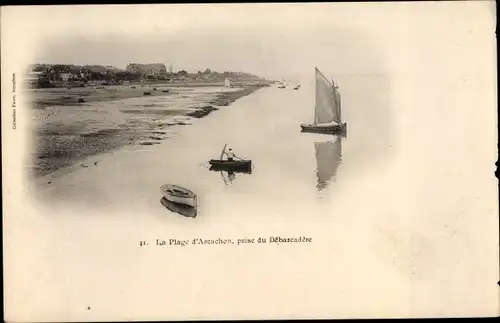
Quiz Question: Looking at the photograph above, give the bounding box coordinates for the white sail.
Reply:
[314,139,342,191]
[225,78,232,88]
[314,68,341,125]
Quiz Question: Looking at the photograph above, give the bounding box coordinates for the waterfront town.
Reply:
[24,63,267,88]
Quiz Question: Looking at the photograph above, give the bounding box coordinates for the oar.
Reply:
[220,143,227,161]
[219,143,228,185]
[198,161,212,168]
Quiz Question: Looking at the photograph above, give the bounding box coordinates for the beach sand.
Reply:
[27,83,267,177]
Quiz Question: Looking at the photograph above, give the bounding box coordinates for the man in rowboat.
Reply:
[224,148,241,161]
[225,148,235,161]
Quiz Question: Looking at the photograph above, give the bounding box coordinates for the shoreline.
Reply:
[30,84,179,109]
[30,84,267,178]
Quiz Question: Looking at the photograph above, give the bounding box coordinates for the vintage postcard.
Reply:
[2,2,498,321]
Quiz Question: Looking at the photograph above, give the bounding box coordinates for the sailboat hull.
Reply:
[301,123,347,136]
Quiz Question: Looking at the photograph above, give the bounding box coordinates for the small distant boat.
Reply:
[160,197,197,218]
[278,83,286,89]
[293,84,301,90]
[160,184,197,207]
[301,67,347,135]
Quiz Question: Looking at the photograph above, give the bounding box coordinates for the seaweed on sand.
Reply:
[140,142,160,145]
[187,105,218,118]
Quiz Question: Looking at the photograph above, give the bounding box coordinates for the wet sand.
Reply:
[28,84,267,177]
[28,82,257,109]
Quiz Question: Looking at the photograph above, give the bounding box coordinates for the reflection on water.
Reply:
[314,137,342,191]
[160,197,197,218]
[208,165,252,174]
[209,167,253,186]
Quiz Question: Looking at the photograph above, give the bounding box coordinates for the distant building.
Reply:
[85,65,107,74]
[60,73,72,82]
[125,64,140,73]
[126,63,167,77]
[104,65,120,71]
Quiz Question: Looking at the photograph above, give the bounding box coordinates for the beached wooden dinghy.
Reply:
[160,184,197,208]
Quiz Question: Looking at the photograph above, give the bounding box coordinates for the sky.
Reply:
[4,2,494,80]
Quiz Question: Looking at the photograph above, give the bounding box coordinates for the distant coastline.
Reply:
[24,63,272,90]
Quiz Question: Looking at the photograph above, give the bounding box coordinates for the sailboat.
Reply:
[224,78,233,88]
[301,67,347,135]
[314,138,342,191]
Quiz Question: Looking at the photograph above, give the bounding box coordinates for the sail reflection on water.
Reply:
[314,138,342,191]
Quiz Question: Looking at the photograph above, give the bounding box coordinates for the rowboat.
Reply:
[160,197,197,218]
[301,67,347,135]
[209,144,252,172]
[160,184,197,208]
[209,159,252,170]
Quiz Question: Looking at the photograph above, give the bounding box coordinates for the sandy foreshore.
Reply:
[28,83,267,177]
